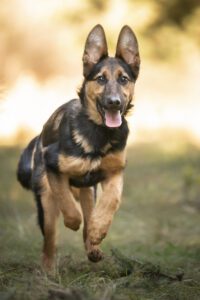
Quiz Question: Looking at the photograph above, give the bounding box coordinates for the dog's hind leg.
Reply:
[80,187,104,262]
[41,191,60,271]
[47,172,82,231]
[34,175,60,271]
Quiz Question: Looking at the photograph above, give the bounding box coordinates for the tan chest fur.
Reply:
[100,150,126,174]
[58,149,126,177]
[58,155,101,176]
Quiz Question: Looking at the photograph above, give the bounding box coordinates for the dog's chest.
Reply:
[57,117,129,177]
[58,146,126,177]
[58,154,101,176]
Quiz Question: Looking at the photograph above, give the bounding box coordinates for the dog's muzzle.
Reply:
[97,98,123,128]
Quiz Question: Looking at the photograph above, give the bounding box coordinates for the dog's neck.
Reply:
[71,105,129,154]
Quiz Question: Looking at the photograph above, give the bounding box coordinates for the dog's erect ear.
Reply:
[83,24,108,77]
[115,26,140,78]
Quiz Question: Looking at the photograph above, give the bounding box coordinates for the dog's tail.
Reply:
[17,136,38,190]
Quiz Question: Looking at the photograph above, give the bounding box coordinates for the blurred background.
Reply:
[1,1,200,299]
[0,0,200,145]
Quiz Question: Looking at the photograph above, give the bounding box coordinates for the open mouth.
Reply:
[104,109,122,127]
[97,101,122,128]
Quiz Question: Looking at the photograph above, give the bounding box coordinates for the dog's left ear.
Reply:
[83,24,108,77]
[115,26,140,79]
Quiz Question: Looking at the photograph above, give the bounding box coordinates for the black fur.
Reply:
[17,136,38,189]
[69,170,106,188]
[59,108,129,157]
[34,194,45,235]
[85,57,136,82]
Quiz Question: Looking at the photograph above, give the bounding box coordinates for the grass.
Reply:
[0,140,200,299]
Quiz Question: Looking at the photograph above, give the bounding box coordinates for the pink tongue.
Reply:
[105,110,122,128]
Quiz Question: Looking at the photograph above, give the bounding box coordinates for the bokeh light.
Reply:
[0,0,200,145]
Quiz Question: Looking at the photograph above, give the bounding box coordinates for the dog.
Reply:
[17,24,140,270]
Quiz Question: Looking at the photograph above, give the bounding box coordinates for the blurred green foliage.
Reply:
[182,165,200,206]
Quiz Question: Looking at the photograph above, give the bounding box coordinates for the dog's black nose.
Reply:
[106,97,121,109]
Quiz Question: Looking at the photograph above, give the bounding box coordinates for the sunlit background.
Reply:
[0,0,200,145]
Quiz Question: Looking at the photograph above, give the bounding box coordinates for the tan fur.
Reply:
[101,143,112,154]
[39,173,82,270]
[86,150,126,246]
[58,154,101,176]
[30,143,37,170]
[80,187,103,262]
[39,175,60,270]
[47,172,82,231]
[58,149,126,176]
[88,171,124,245]
[85,81,103,125]
[72,129,93,153]
[70,186,80,200]
[100,149,126,173]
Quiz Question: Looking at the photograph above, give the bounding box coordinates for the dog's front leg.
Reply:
[80,187,104,262]
[88,171,123,245]
[47,172,82,231]
[44,144,82,231]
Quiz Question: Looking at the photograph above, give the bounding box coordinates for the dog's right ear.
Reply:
[83,25,108,77]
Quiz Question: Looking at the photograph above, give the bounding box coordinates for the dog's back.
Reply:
[41,100,81,147]
[17,99,81,190]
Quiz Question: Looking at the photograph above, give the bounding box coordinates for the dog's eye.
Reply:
[119,75,129,85]
[96,75,107,85]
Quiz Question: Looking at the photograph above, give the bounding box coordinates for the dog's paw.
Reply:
[42,254,55,273]
[87,248,104,262]
[88,225,107,245]
[63,214,82,231]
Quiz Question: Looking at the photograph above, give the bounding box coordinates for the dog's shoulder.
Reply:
[41,99,81,147]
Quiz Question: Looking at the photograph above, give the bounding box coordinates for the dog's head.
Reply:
[79,25,140,128]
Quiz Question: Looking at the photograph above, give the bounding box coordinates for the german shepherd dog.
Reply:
[17,25,140,270]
